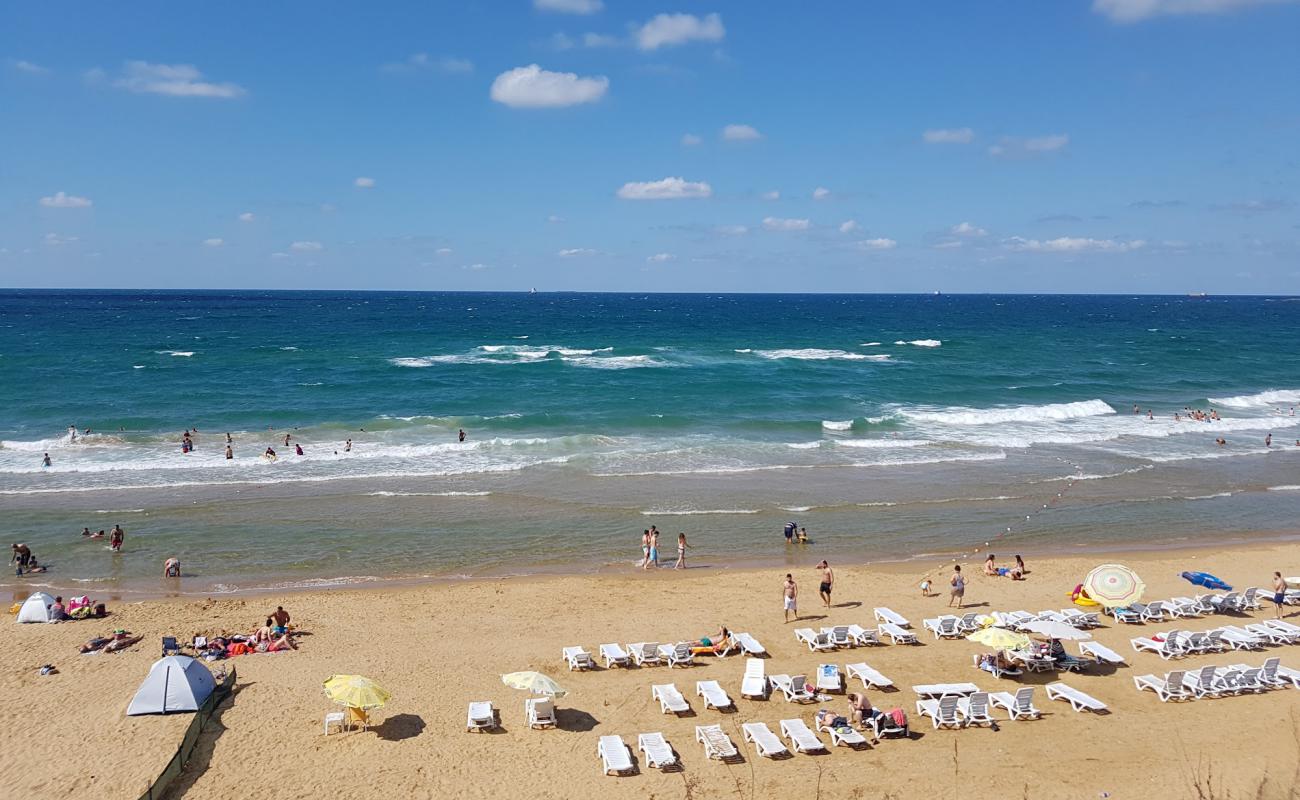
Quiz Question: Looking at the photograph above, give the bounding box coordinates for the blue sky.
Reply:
[2,0,1298,293]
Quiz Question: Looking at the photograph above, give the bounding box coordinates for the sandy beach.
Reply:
[4,542,1299,800]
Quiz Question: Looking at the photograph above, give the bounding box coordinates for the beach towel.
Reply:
[888,708,907,728]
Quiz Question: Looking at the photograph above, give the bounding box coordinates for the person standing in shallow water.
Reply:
[674,532,691,569]
[458,429,466,442]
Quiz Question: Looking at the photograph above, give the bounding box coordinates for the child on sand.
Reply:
[920,577,932,596]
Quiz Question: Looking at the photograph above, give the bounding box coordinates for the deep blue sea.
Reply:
[2,291,1297,596]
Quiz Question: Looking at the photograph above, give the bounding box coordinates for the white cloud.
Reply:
[646,252,675,263]
[714,224,749,236]
[557,247,598,257]
[989,134,1070,157]
[616,177,712,200]
[39,191,92,209]
[354,176,376,189]
[934,240,963,249]
[839,220,860,233]
[761,190,780,201]
[681,133,702,146]
[763,216,811,232]
[812,187,831,201]
[490,64,608,108]
[1002,236,1146,253]
[722,123,761,141]
[922,127,974,144]
[382,53,474,74]
[951,221,987,237]
[11,59,49,75]
[202,238,224,247]
[535,0,603,13]
[858,238,898,250]
[435,247,454,255]
[583,33,621,47]
[1092,0,1292,22]
[635,12,725,50]
[290,240,324,251]
[238,212,255,223]
[108,61,246,98]
[547,214,566,223]
[43,232,78,246]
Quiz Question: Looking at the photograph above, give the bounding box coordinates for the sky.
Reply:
[2,0,1298,293]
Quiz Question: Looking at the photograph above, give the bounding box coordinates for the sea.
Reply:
[2,290,1297,598]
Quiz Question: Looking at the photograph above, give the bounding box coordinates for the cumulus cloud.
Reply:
[989,134,1069,158]
[681,133,702,146]
[839,220,859,233]
[490,64,608,108]
[1002,236,1145,253]
[535,0,603,13]
[1092,0,1292,22]
[763,217,811,232]
[646,252,675,262]
[354,176,376,188]
[107,61,246,98]
[721,124,761,141]
[922,127,974,144]
[951,221,987,237]
[381,53,474,74]
[11,59,49,75]
[761,190,780,201]
[290,240,324,251]
[557,247,598,257]
[203,238,224,247]
[616,177,712,200]
[39,191,92,209]
[635,12,725,50]
[812,187,831,201]
[858,238,898,250]
[238,212,255,222]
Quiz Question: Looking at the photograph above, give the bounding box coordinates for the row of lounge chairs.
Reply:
[795,623,918,651]
[562,634,768,671]
[992,609,1102,630]
[1133,657,1299,702]
[1111,590,1265,624]
[916,688,1041,728]
[1131,619,1300,659]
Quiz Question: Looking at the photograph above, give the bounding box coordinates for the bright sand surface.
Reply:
[4,543,1300,800]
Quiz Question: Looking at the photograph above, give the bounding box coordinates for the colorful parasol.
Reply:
[1081,563,1146,609]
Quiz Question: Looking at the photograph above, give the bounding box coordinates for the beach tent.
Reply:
[16,592,55,623]
[126,656,216,716]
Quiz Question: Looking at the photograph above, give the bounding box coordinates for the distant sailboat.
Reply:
[530,287,537,295]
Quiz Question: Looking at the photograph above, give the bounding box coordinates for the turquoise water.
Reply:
[2,291,1297,596]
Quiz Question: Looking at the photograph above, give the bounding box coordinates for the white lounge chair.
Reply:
[600,643,631,669]
[1182,665,1223,699]
[957,612,982,633]
[845,662,894,690]
[637,732,679,770]
[1240,587,1263,611]
[658,642,695,668]
[1110,606,1142,624]
[741,658,768,699]
[1214,626,1266,651]
[1266,619,1300,636]
[874,607,910,627]
[957,692,994,727]
[1140,601,1169,622]
[696,680,734,711]
[323,710,346,735]
[741,722,790,758]
[1246,623,1300,645]
[466,701,496,732]
[526,697,557,729]
[651,683,691,715]
[912,682,980,698]
[1078,641,1126,665]
[1045,682,1107,713]
[1272,664,1300,690]
[562,645,594,671]
[822,625,854,648]
[880,622,919,644]
[915,695,963,729]
[795,627,835,652]
[923,616,963,639]
[1130,635,1185,660]
[992,610,1035,629]
[695,724,740,761]
[598,735,634,775]
[1257,657,1285,689]
[1134,671,1193,702]
[989,687,1040,720]
[627,642,661,667]
[817,717,870,748]
[732,632,767,656]
[770,673,816,703]
[779,718,828,753]
[1059,608,1102,628]
[846,624,881,646]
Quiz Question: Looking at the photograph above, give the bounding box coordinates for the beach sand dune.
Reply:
[4,544,1299,799]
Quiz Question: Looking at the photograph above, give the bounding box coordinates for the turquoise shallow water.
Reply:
[1,291,1297,596]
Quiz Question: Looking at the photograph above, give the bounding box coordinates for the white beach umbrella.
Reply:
[1021,620,1092,641]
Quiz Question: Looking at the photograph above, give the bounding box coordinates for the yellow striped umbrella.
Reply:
[1081,563,1146,609]
[322,675,391,709]
[966,627,1031,650]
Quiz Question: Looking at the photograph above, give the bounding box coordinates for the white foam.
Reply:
[157,350,194,357]
[1186,492,1233,501]
[640,508,761,516]
[366,490,490,497]
[834,439,928,449]
[750,348,884,361]
[856,501,898,507]
[860,342,881,347]
[1207,389,1300,409]
[901,399,1115,426]
[1268,485,1300,492]
[780,505,813,512]
[132,365,145,369]
[822,420,854,431]
[786,441,822,449]
[94,508,145,513]
[894,339,941,347]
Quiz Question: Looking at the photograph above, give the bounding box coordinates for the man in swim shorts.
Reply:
[783,521,796,543]
[1274,572,1289,619]
[817,560,834,608]
[783,573,798,622]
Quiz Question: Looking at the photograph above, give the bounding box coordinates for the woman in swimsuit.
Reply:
[674,532,691,569]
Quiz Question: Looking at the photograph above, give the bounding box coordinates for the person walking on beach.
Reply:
[648,528,660,569]
[783,573,799,622]
[109,525,125,552]
[949,565,966,608]
[1273,572,1289,619]
[674,532,691,569]
[817,560,834,608]
[638,529,650,568]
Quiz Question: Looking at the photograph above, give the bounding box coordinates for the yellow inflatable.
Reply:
[1069,584,1100,607]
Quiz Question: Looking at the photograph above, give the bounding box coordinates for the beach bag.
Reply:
[94,603,106,618]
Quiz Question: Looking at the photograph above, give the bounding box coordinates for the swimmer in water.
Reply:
[458,429,466,442]
[225,444,233,459]
[81,527,91,537]
[42,452,52,468]
[226,432,233,444]
[264,447,277,460]
[284,433,291,446]
[295,443,304,456]
[345,439,352,452]
[1265,434,1272,447]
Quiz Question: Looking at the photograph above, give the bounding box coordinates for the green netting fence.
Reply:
[137,665,237,800]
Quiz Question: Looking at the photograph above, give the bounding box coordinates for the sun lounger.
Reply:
[1256,657,1285,689]
[1229,666,1266,693]
[1130,634,1186,660]
[695,724,740,761]
[1211,592,1243,613]
[1214,626,1266,650]
[466,701,496,732]
[957,612,982,633]
[817,717,870,748]
[651,683,691,715]
[526,697,557,729]
[912,682,979,698]
[1240,587,1263,611]
[1181,665,1223,699]
[637,732,679,769]
[741,658,768,699]
[1059,609,1102,628]
[598,735,634,775]
[562,645,595,671]
[1246,623,1300,645]
[779,718,828,753]
[992,610,1035,629]
[846,624,881,646]
[1008,649,1055,672]
[989,687,1040,720]
[1168,597,1206,617]
[732,632,767,656]
[923,616,963,639]
[1266,619,1300,636]
[1110,606,1141,624]
[696,680,734,711]
[627,642,661,667]
[816,664,843,693]
[916,695,963,729]
[822,625,854,648]
[599,642,630,669]
[1135,671,1193,702]
[741,722,790,758]
[1045,682,1107,713]
[973,653,1022,679]
[1079,641,1126,665]
[770,673,816,703]
[795,627,835,651]
[874,607,911,627]
[880,622,919,644]
[957,692,994,726]
[1272,664,1300,690]
[658,642,695,668]
[845,662,894,690]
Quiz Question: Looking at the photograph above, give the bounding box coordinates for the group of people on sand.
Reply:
[983,553,1026,580]
[638,526,692,570]
[815,690,906,737]
[781,561,835,621]
[80,629,142,654]
[195,606,298,658]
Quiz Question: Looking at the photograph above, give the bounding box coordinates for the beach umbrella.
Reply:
[1021,619,1092,641]
[502,671,567,698]
[1180,571,1231,592]
[966,627,1031,650]
[322,675,391,710]
[1081,563,1146,609]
